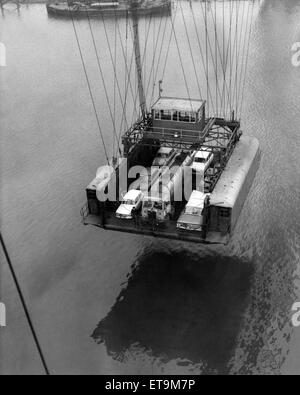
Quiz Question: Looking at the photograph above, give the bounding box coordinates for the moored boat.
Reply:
[46,0,172,18]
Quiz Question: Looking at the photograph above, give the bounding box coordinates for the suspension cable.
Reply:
[85,10,122,156]
[69,8,110,164]
[179,0,203,100]
[239,1,255,118]
[169,2,193,106]
[190,2,215,115]
[0,231,50,375]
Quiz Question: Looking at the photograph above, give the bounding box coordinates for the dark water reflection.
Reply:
[93,247,254,374]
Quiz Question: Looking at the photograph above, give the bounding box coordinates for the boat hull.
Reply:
[46,1,172,18]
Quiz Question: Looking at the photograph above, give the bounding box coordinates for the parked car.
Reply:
[191,150,214,173]
[177,190,209,232]
[116,190,144,220]
[152,147,177,167]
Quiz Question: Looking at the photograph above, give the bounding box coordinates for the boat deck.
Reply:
[47,1,172,17]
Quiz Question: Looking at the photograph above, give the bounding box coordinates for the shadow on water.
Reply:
[92,246,254,374]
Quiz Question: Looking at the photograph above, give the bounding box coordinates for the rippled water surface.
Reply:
[0,0,300,375]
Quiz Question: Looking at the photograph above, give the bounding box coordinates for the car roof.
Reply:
[195,150,211,159]
[123,189,141,200]
[158,147,173,154]
[152,97,205,113]
[187,191,207,208]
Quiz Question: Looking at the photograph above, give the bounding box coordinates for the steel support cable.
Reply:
[149,14,170,106]
[209,0,234,117]
[128,13,157,127]
[213,0,218,116]
[199,0,224,116]
[0,231,50,375]
[235,0,240,116]
[230,0,235,116]
[222,0,225,117]
[85,10,122,156]
[227,0,243,116]
[236,2,252,118]
[190,2,215,115]
[100,13,132,133]
[169,7,193,107]
[120,11,154,129]
[117,25,137,150]
[129,11,167,128]
[236,1,252,117]
[229,0,233,115]
[226,0,242,117]
[118,14,156,148]
[152,18,156,101]
[223,0,239,118]
[231,0,247,117]
[222,1,233,118]
[219,0,235,118]
[144,17,147,93]
[179,0,203,100]
[113,6,147,120]
[69,9,110,164]
[205,2,209,115]
[145,11,167,101]
[144,11,165,101]
[117,17,148,149]
[113,15,117,157]
[161,0,180,82]
[239,1,255,118]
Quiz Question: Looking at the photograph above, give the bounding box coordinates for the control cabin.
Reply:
[145,97,206,144]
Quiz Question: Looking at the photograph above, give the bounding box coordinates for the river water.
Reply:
[0,0,300,375]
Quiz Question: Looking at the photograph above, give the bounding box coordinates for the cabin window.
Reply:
[172,111,179,121]
[161,110,172,120]
[179,111,190,122]
[190,112,196,122]
[154,110,160,120]
[219,208,230,218]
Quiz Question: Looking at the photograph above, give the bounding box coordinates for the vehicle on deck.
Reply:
[177,191,209,232]
[116,189,144,220]
[142,194,173,222]
[191,150,214,173]
[152,147,177,167]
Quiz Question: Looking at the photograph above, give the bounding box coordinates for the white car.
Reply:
[116,190,144,220]
[191,150,214,173]
[152,147,177,167]
[177,191,209,232]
